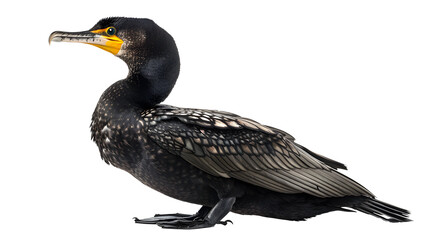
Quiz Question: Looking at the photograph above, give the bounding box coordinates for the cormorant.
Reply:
[49,17,410,229]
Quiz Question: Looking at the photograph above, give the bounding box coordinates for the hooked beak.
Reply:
[49,28,123,55]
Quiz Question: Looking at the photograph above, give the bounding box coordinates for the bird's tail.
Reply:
[352,198,411,222]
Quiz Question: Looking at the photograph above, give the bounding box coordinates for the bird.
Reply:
[49,17,410,229]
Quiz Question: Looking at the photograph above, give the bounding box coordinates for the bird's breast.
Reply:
[91,105,148,171]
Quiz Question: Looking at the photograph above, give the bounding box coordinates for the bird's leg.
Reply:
[134,205,211,224]
[155,197,236,229]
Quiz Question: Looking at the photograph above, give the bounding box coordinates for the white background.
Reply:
[1,0,428,239]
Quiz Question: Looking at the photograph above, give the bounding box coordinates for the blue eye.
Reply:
[106,27,116,36]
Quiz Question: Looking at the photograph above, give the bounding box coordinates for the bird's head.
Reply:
[49,17,180,106]
[50,17,179,71]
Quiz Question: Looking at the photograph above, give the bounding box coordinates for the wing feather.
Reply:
[142,105,374,198]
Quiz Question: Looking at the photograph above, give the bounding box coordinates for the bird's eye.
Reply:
[106,27,116,36]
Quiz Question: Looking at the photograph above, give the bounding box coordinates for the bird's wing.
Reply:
[141,105,373,198]
[266,126,348,170]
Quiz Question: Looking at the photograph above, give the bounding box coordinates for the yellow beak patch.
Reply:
[89,28,124,55]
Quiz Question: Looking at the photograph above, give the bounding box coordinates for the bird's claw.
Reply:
[219,219,233,225]
[135,215,232,229]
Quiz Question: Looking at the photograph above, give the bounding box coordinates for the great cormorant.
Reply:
[49,17,410,229]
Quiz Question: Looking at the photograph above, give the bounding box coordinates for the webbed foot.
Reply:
[134,213,194,224]
[134,197,236,229]
[156,218,232,229]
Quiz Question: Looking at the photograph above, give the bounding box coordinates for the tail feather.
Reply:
[353,198,411,222]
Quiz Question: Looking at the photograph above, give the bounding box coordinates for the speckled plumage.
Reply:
[139,105,373,198]
[51,17,410,228]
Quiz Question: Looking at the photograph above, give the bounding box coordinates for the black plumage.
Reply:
[49,17,410,229]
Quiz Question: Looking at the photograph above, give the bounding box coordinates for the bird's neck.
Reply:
[124,56,180,108]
